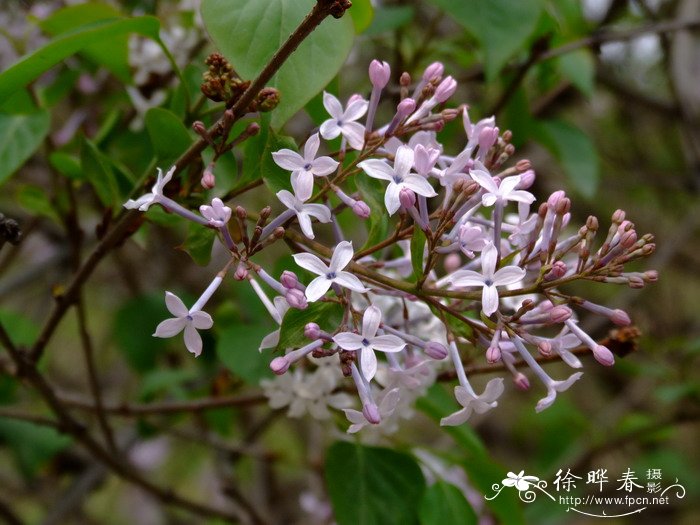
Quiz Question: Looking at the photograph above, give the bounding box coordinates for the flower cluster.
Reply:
[124,59,656,434]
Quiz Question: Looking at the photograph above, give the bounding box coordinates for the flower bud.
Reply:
[304,322,321,340]
[396,97,416,119]
[201,167,216,189]
[369,59,391,89]
[612,209,626,223]
[538,341,552,356]
[517,169,535,189]
[443,252,461,273]
[286,288,308,310]
[643,270,658,282]
[478,126,498,154]
[422,61,444,81]
[280,270,299,289]
[514,373,530,390]
[620,229,637,249]
[547,190,566,210]
[593,345,615,366]
[400,72,411,87]
[362,402,381,424]
[399,187,416,209]
[270,356,290,375]
[610,309,631,326]
[234,263,248,281]
[486,346,501,363]
[424,342,448,360]
[550,306,572,323]
[434,75,457,102]
[628,276,645,289]
[352,200,371,219]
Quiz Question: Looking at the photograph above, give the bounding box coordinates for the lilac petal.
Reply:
[293,253,329,276]
[440,407,472,426]
[276,189,299,210]
[379,388,401,413]
[153,317,187,338]
[394,145,414,178]
[124,194,154,211]
[305,276,332,302]
[343,408,367,433]
[291,171,314,202]
[482,285,500,316]
[333,271,369,293]
[190,311,213,330]
[493,266,526,286]
[453,385,475,407]
[272,149,305,171]
[508,190,536,204]
[403,175,437,197]
[341,121,366,150]
[370,335,405,353]
[297,212,315,238]
[259,329,280,350]
[333,332,364,350]
[310,156,339,177]
[165,291,188,317]
[384,182,402,215]
[343,98,369,121]
[322,91,343,119]
[329,240,354,271]
[498,175,521,195]
[362,305,381,339]
[360,346,378,381]
[470,169,498,193]
[481,377,505,402]
[558,347,583,368]
[481,194,498,207]
[303,203,332,222]
[359,159,395,182]
[303,132,321,160]
[449,270,485,287]
[319,120,341,141]
[480,242,498,277]
[183,324,203,357]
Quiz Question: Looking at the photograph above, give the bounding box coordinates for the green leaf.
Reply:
[349,0,374,33]
[410,227,426,282]
[0,418,72,479]
[557,49,595,96]
[419,481,478,525]
[0,310,39,348]
[365,6,415,36]
[201,0,354,129]
[244,117,297,193]
[16,185,61,223]
[355,174,389,249]
[325,441,427,525]
[217,321,275,384]
[277,301,344,350]
[49,151,84,180]
[534,119,599,198]
[80,138,121,207]
[0,111,50,185]
[144,107,193,165]
[426,0,543,80]
[179,223,216,266]
[0,16,161,101]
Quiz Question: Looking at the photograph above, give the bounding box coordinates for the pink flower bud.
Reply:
[270,356,290,375]
[397,98,416,119]
[286,288,308,310]
[424,342,448,360]
[549,306,572,323]
[414,144,440,175]
[628,276,645,289]
[593,345,615,366]
[478,126,498,154]
[517,169,535,189]
[362,402,381,424]
[612,209,626,223]
[443,252,461,273]
[280,270,299,289]
[422,61,444,81]
[486,346,501,363]
[352,200,371,218]
[620,230,637,249]
[234,263,248,281]
[369,59,391,89]
[514,373,530,390]
[547,190,566,210]
[399,187,416,209]
[304,322,321,340]
[644,270,658,282]
[545,261,567,281]
[201,169,216,189]
[538,341,552,356]
[515,159,532,172]
[434,75,457,103]
[610,309,631,326]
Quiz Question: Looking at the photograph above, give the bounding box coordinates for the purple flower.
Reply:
[276,189,331,240]
[124,166,175,211]
[153,292,213,357]
[319,92,368,151]
[470,169,535,208]
[440,378,504,426]
[199,198,231,228]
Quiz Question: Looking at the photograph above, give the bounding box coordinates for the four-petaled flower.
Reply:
[333,305,406,381]
[448,242,525,316]
[503,471,540,492]
[358,145,437,215]
[440,378,504,426]
[272,133,339,201]
[124,166,175,211]
[470,169,535,208]
[319,92,368,151]
[153,291,213,357]
[293,241,369,301]
[199,197,231,228]
[276,189,332,240]
[343,388,401,433]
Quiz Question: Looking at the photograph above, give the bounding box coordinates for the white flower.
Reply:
[271,133,339,201]
[470,169,535,208]
[124,166,175,211]
[293,241,369,301]
[448,242,525,316]
[502,471,540,492]
[152,291,213,357]
[276,189,332,239]
[319,92,368,150]
[199,197,231,227]
[343,388,401,433]
[259,297,290,351]
[440,378,504,426]
[535,372,583,412]
[333,306,406,381]
[358,145,437,215]
[458,225,488,258]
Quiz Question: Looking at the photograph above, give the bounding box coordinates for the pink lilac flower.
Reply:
[153,291,213,357]
[276,189,332,240]
[319,92,368,150]
[199,197,231,227]
[470,169,536,208]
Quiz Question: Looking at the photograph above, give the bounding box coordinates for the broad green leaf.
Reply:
[244,117,297,194]
[355,174,389,249]
[217,321,275,384]
[325,441,427,525]
[410,227,426,282]
[0,419,72,479]
[38,3,134,83]
[365,6,415,36]
[0,111,50,185]
[557,49,595,96]
[0,16,161,100]
[419,481,478,525]
[178,222,216,266]
[16,185,61,223]
[349,0,374,33]
[277,301,344,351]
[145,107,193,165]
[0,310,39,348]
[201,0,354,129]
[426,0,543,80]
[534,119,599,198]
[80,138,121,207]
